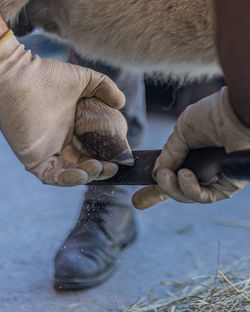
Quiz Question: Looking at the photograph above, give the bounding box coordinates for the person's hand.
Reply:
[133,87,250,209]
[0,31,126,186]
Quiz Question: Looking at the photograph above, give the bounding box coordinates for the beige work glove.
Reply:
[133,87,250,209]
[0,30,125,186]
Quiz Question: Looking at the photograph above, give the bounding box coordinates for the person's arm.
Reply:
[0,14,9,37]
[214,0,250,128]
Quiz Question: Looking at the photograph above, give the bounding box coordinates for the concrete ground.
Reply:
[0,35,250,312]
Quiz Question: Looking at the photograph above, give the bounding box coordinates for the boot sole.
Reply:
[54,223,137,291]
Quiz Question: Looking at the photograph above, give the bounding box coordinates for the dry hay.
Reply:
[120,256,250,312]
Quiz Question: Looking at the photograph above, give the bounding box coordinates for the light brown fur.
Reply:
[0,0,29,22]
[1,0,219,78]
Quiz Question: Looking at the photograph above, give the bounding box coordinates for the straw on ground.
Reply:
[120,256,250,312]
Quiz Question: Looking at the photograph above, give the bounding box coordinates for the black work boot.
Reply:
[54,185,136,290]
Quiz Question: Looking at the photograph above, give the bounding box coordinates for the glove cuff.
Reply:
[0,30,32,83]
[0,30,26,62]
[0,30,14,45]
[222,87,250,133]
[219,87,250,152]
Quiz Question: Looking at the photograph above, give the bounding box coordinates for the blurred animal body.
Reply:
[0,0,219,165]
[0,0,29,22]
[2,0,218,78]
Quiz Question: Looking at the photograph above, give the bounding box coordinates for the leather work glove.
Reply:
[0,30,126,186]
[133,87,250,209]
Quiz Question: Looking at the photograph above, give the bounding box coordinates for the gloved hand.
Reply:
[0,30,125,186]
[133,87,250,209]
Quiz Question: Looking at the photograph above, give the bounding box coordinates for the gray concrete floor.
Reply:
[1,111,250,312]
